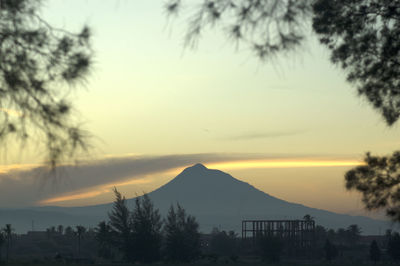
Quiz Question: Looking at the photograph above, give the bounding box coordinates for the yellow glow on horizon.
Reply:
[40,189,109,204]
[110,177,153,187]
[0,163,40,174]
[38,158,363,205]
[206,159,363,170]
[40,178,152,205]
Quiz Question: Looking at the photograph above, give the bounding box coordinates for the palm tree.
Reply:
[3,224,13,262]
[0,232,5,262]
[57,225,64,235]
[75,225,86,257]
[303,214,314,222]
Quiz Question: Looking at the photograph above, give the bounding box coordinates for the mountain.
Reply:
[1,164,394,234]
[134,164,393,234]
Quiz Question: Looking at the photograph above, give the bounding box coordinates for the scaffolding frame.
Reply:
[242,219,315,248]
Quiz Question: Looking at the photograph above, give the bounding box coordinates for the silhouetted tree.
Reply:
[64,226,74,237]
[257,235,283,263]
[2,224,12,262]
[312,0,400,126]
[324,239,338,261]
[314,225,327,246]
[75,225,86,257]
[95,221,115,260]
[336,228,347,245]
[387,232,400,261]
[370,240,381,263]
[0,0,93,168]
[346,152,400,222]
[209,228,238,256]
[326,229,336,241]
[346,224,361,245]
[46,226,57,239]
[163,203,200,262]
[57,225,64,235]
[108,188,132,261]
[130,194,163,263]
[46,228,51,239]
[0,232,4,262]
[303,214,314,221]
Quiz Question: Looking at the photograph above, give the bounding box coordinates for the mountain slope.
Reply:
[5,163,394,234]
[137,164,391,234]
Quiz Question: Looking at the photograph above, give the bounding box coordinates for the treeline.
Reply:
[315,224,363,246]
[0,189,202,264]
[96,188,201,263]
[1,192,400,264]
[314,224,400,263]
[0,224,12,262]
[0,223,98,262]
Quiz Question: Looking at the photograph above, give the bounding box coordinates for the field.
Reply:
[5,260,396,266]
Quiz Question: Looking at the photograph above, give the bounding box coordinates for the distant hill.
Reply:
[2,164,395,234]
[129,164,393,234]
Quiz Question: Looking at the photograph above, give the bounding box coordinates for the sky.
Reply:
[1,0,400,219]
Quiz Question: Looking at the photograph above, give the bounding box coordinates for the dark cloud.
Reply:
[0,153,268,207]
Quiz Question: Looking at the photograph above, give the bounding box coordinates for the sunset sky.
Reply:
[1,0,400,219]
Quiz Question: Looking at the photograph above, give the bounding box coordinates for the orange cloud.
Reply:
[40,178,152,205]
[110,177,153,187]
[40,189,109,204]
[0,164,39,174]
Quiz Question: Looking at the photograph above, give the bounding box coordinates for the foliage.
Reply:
[163,203,201,262]
[0,0,93,168]
[324,239,338,261]
[108,188,132,261]
[2,224,13,262]
[165,0,311,59]
[320,0,400,222]
[387,232,400,261]
[95,221,115,260]
[369,240,381,262]
[256,234,283,263]
[312,0,400,126]
[130,194,163,263]
[107,189,163,263]
[75,225,86,257]
[303,214,314,221]
[345,224,361,244]
[314,225,327,243]
[75,225,86,237]
[326,228,335,240]
[209,228,238,256]
[46,226,56,238]
[314,225,363,247]
[0,231,4,261]
[56,225,63,235]
[64,226,74,237]
[345,152,400,222]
